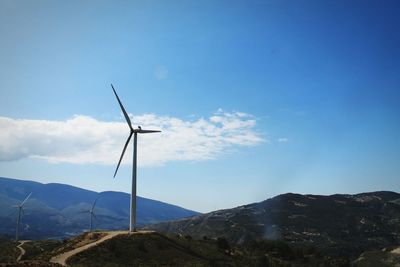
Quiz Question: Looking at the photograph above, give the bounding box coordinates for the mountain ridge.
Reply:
[147,190,400,260]
[0,177,199,239]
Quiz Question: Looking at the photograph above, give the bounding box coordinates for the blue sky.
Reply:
[0,0,399,212]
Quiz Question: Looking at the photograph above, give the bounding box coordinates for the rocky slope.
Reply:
[147,191,400,259]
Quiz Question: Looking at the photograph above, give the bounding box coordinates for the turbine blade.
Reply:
[114,132,133,178]
[111,84,133,130]
[7,209,18,217]
[92,198,98,210]
[138,130,161,134]
[20,192,32,207]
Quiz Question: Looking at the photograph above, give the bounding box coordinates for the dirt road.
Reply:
[392,247,400,254]
[16,240,29,261]
[49,230,154,266]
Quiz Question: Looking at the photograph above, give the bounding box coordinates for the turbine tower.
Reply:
[87,199,98,232]
[111,84,161,232]
[14,192,32,241]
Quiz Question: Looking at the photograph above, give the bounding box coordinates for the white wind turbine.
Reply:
[86,199,98,232]
[13,192,32,241]
[111,84,161,232]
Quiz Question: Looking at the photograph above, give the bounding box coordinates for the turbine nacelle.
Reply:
[130,124,161,134]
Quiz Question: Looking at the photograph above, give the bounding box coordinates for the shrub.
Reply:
[217,237,230,250]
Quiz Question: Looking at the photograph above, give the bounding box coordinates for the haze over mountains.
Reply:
[0,177,199,239]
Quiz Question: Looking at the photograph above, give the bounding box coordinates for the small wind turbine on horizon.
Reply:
[13,192,32,241]
[111,84,161,232]
[83,199,98,233]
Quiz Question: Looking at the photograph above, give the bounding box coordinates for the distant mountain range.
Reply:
[148,191,400,260]
[0,177,199,240]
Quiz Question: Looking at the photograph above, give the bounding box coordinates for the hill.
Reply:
[1,191,399,266]
[147,191,400,260]
[2,231,348,266]
[65,232,340,267]
[0,177,199,240]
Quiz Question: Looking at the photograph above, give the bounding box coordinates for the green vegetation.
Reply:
[67,233,351,267]
[353,247,400,267]
[68,233,215,267]
[1,231,397,266]
[243,239,350,267]
[0,236,18,263]
[148,191,400,262]
[19,232,106,262]
[20,240,62,261]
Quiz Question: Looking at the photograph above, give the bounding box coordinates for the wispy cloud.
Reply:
[278,137,288,143]
[0,111,264,166]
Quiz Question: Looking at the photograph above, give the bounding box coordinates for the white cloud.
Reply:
[154,65,168,80]
[278,137,288,143]
[0,111,264,166]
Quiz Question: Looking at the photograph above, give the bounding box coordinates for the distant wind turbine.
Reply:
[86,199,98,232]
[111,84,161,232]
[13,192,32,241]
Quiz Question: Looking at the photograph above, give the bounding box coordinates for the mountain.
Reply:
[147,191,400,260]
[0,177,199,240]
[2,190,400,266]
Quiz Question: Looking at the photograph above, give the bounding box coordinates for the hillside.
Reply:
[353,246,400,266]
[0,177,199,239]
[1,231,349,266]
[0,191,399,266]
[147,191,400,260]
[66,232,340,267]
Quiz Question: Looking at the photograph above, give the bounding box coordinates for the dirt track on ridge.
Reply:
[50,231,154,266]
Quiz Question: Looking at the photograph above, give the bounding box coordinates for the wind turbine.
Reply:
[13,192,32,241]
[85,199,98,232]
[111,84,161,232]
